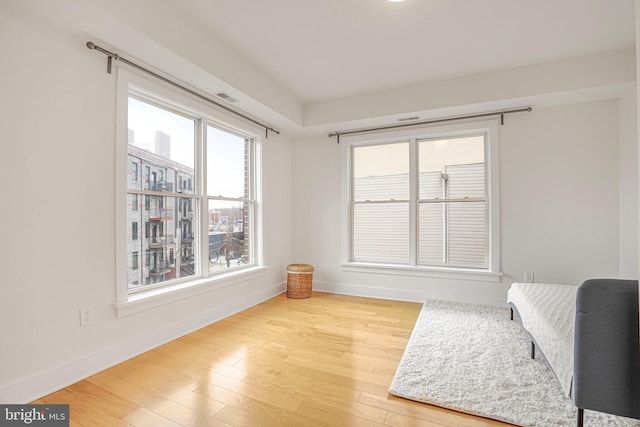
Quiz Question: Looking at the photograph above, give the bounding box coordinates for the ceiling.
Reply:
[167,0,635,104]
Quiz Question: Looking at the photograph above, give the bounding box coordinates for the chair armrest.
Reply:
[572,278,640,419]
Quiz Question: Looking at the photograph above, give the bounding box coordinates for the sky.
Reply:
[128,97,247,198]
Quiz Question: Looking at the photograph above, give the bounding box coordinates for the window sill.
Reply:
[115,266,269,318]
[341,262,502,283]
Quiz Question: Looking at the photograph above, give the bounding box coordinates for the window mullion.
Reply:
[349,146,355,262]
[198,117,208,278]
[442,168,448,265]
[409,138,418,266]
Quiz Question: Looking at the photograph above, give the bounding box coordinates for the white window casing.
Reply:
[340,120,501,283]
[115,67,265,317]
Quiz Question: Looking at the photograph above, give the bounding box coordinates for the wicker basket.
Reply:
[286,263,314,299]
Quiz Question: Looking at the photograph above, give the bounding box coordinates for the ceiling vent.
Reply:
[215,92,239,103]
[397,116,420,122]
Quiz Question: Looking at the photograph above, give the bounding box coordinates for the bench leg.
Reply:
[510,307,513,320]
[531,341,535,359]
[577,408,584,427]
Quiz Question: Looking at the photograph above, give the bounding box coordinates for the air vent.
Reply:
[397,116,420,122]
[215,92,239,103]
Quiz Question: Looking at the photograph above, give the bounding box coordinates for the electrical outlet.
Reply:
[80,307,94,326]
[524,272,535,283]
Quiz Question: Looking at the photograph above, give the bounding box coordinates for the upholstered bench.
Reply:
[508,279,640,426]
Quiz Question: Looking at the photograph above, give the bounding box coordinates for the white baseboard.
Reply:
[313,280,426,302]
[313,280,506,307]
[0,282,285,404]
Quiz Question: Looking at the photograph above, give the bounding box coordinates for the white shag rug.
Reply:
[389,300,640,427]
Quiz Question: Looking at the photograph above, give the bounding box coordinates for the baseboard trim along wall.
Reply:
[313,280,509,307]
[313,280,426,303]
[0,282,286,404]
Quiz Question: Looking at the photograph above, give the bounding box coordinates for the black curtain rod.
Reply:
[86,41,280,138]
[329,106,532,143]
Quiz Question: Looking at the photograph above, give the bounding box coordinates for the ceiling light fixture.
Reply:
[389,0,406,2]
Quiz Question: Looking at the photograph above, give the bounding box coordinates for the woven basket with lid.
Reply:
[286,263,314,299]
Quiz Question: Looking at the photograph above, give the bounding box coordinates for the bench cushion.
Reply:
[507,282,578,396]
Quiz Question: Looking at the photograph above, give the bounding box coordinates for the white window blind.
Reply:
[350,134,489,269]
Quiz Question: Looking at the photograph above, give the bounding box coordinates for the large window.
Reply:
[118,70,261,306]
[345,121,500,278]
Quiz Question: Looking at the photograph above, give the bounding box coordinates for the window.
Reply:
[344,120,500,280]
[207,126,252,271]
[117,70,262,309]
[131,161,138,182]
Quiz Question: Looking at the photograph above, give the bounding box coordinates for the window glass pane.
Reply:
[127,97,195,192]
[127,195,197,289]
[207,126,248,198]
[353,142,409,201]
[208,199,250,273]
[418,203,444,265]
[126,97,198,290]
[352,203,409,264]
[446,163,485,199]
[177,197,197,277]
[419,170,444,201]
[447,201,487,267]
[419,136,484,199]
[127,205,144,286]
[418,201,487,268]
[416,135,488,269]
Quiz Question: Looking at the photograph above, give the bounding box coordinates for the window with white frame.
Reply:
[344,121,500,278]
[119,70,260,303]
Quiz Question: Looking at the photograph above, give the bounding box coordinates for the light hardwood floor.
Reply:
[34,292,513,426]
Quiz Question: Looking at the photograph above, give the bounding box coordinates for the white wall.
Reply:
[500,101,621,285]
[619,92,639,278]
[0,2,293,402]
[293,99,632,306]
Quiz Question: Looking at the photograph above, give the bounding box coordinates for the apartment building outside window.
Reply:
[117,70,261,307]
[342,120,500,280]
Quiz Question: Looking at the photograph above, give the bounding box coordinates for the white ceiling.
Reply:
[167,0,635,104]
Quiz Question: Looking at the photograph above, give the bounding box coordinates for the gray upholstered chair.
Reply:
[572,278,640,426]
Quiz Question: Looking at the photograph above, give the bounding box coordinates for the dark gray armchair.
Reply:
[572,278,640,426]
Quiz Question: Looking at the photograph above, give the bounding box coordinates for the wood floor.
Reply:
[34,292,513,426]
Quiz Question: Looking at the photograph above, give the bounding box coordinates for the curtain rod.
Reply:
[329,106,532,143]
[86,41,280,138]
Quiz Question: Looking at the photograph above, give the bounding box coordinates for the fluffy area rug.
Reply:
[389,300,640,427]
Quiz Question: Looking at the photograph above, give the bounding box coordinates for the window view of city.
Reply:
[126,96,252,290]
[127,141,197,288]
